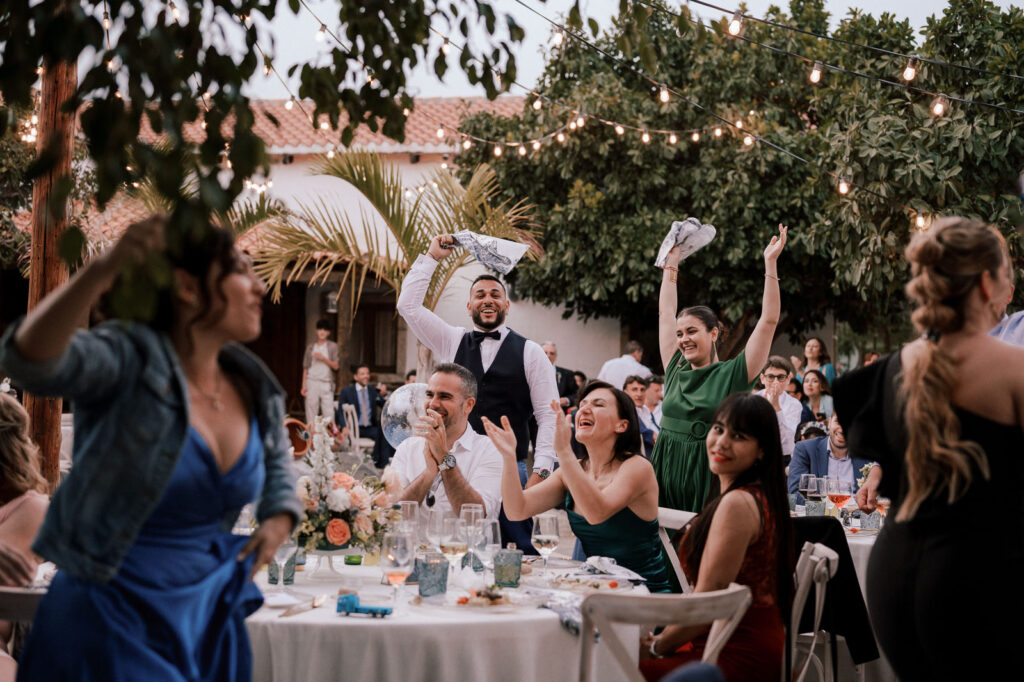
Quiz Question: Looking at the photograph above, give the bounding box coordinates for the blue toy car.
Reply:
[336,594,392,618]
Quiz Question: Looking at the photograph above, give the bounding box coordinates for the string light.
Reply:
[326,145,335,159]
[902,56,918,82]
[930,94,949,117]
[735,119,744,129]
[319,120,329,130]
[532,141,541,151]
[102,11,111,30]
[838,178,850,195]
[518,145,527,156]
[615,125,625,135]
[641,131,651,143]
[915,212,927,229]
[436,126,445,139]
[200,120,207,130]
[556,132,566,143]
[532,98,542,111]
[106,59,115,72]
[728,12,743,36]
[493,144,503,157]
[263,62,271,76]
[552,30,564,47]
[316,24,327,42]
[743,134,754,145]
[285,97,294,111]
[691,131,700,142]
[714,127,722,138]
[462,139,472,150]
[576,115,585,128]
[568,120,577,131]
[169,1,181,20]
[441,39,451,55]
[668,133,677,144]
[659,86,670,103]
[809,61,823,84]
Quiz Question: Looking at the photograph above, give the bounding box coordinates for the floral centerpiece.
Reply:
[295,416,401,554]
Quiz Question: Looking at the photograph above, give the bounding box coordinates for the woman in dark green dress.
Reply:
[653,225,787,511]
[483,382,670,592]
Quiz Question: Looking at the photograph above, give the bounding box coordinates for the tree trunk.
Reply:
[24,55,77,490]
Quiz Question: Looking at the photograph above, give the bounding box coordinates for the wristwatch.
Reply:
[437,453,457,472]
[535,468,551,480]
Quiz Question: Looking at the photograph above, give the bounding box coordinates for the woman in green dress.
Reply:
[653,224,787,511]
[483,382,670,592]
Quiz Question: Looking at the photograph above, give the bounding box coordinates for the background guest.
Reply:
[796,421,827,442]
[838,217,1024,680]
[0,218,300,679]
[640,393,793,681]
[800,369,833,421]
[405,369,418,384]
[484,381,671,592]
[300,318,339,429]
[787,412,870,503]
[597,340,652,391]
[645,375,664,425]
[624,375,657,457]
[541,342,579,409]
[790,336,837,386]
[754,356,802,463]
[573,370,588,393]
[337,364,391,467]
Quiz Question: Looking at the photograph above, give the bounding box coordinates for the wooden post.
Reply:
[23,56,77,489]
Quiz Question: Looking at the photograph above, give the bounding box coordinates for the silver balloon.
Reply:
[381,382,429,449]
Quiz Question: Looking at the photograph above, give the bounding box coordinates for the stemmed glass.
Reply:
[826,478,854,525]
[875,497,891,527]
[440,517,468,573]
[474,519,501,580]
[459,504,484,570]
[398,501,420,544]
[532,513,560,568]
[270,534,297,593]
[425,508,447,552]
[798,474,816,504]
[380,531,414,611]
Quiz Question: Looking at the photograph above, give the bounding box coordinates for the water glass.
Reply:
[532,513,560,568]
[399,501,420,542]
[269,535,297,589]
[440,517,468,572]
[381,532,414,609]
[425,508,448,552]
[460,504,484,568]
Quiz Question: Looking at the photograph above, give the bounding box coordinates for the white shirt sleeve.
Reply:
[396,255,464,362]
[523,340,560,472]
[390,438,422,488]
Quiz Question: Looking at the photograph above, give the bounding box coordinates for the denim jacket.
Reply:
[0,318,302,584]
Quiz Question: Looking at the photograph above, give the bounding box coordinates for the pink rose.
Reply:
[325,518,351,546]
[348,486,371,511]
[331,473,357,490]
[353,515,373,534]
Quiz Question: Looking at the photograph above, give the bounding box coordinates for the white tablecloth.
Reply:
[246,561,639,682]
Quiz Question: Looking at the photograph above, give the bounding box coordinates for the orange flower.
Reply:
[331,473,357,490]
[372,492,390,508]
[325,518,351,546]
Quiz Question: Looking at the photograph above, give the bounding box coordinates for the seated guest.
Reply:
[787,379,816,424]
[787,412,871,503]
[392,364,501,519]
[483,381,670,592]
[645,375,664,425]
[800,369,834,421]
[754,356,801,462]
[624,375,657,456]
[0,394,49,682]
[796,421,826,442]
[640,393,793,681]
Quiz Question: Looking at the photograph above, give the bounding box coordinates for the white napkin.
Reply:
[654,217,716,267]
[450,231,530,275]
[583,556,646,582]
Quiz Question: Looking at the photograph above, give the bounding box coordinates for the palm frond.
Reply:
[214,194,292,236]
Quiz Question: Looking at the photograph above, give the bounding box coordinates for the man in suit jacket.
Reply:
[337,364,390,467]
[788,412,872,503]
[541,342,579,408]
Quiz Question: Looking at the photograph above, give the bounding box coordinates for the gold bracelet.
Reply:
[765,273,780,281]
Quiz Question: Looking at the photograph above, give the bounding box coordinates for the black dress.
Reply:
[834,353,1024,681]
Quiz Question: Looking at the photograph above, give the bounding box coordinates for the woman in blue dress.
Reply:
[0,216,302,680]
[483,381,670,592]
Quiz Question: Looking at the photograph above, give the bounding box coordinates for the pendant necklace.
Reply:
[189,373,224,412]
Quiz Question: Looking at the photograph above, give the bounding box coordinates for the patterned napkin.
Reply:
[583,556,646,582]
[450,231,529,275]
[654,217,716,267]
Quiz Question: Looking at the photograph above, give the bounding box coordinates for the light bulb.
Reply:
[915,212,926,228]
[576,116,585,128]
[326,147,335,159]
[316,24,327,42]
[405,189,413,198]
[402,108,410,116]
[659,86,670,103]
[518,145,527,156]
[200,120,207,130]
[493,145,502,157]
[102,11,111,30]
[285,98,294,111]
[735,119,743,129]
[263,63,271,76]
[556,132,566,143]
[691,131,700,142]
[436,126,445,139]
[432,181,438,188]
[902,56,918,82]
[668,133,677,144]
[641,131,651,144]
[728,12,743,36]
[838,179,850,195]
[568,121,577,131]
[441,39,450,55]
[532,99,542,111]
[930,94,948,117]
[743,135,754,146]
[170,2,181,20]
[615,125,625,135]
[552,30,564,47]
[114,90,123,99]
[106,59,115,71]
[31,115,38,125]
[809,61,823,84]
[418,185,425,193]
[320,121,329,130]
[714,127,722,137]
[532,141,541,151]
[462,139,472,150]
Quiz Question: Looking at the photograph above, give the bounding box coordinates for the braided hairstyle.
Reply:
[900,217,1007,521]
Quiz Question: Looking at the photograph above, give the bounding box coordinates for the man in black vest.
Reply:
[396,235,560,552]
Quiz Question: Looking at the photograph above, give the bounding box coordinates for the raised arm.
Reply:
[481,415,567,520]
[395,234,464,360]
[658,246,683,370]
[744,224,787,382]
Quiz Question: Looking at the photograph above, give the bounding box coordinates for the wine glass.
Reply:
[798,474,816,504]
[439,517,468,573]
[532,513,560,568]
[398,501,420,544]
[474,519,501,577]
[875,497,891,526]
[425,508,448,552]
[380,532,414,610]
[826,478,854,524]
[270,534,297,592]
[459,504,484,569]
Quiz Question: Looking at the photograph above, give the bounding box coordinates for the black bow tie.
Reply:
[472,330,501,342]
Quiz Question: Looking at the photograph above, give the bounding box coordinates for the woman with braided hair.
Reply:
[834,217,1024,680]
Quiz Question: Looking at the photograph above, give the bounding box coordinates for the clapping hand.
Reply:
[480,415,518,461]
[763,224,788,263]
[414,409,448,465]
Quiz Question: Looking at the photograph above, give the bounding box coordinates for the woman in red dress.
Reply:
[640,392,794,682]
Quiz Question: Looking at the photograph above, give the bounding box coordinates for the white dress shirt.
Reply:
[396,255,559,472]
[826,438,856,488]
[390,426,503,519]
[596,354,652,392]
[756,389,802,457]
[638,405,659,433]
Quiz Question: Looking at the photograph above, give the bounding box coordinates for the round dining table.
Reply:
[246,558,641,682]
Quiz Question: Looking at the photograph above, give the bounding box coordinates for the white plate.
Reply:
[262,591,311,608]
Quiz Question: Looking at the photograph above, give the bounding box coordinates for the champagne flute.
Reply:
[459,504,484,569]
[425,508,447,552]
[271,534,297,592]
[398,501,420,546]
[439,517,468,573]
[380,532,414,610]
[532,513,560,568]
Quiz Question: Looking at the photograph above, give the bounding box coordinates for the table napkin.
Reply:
[450,231,529,275]
[654,217,716,267]
[583,556,646,582]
